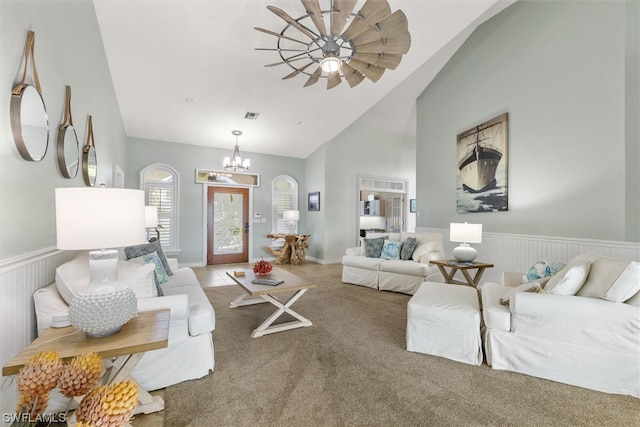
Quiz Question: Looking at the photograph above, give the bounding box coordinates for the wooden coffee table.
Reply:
[226,268,316,338]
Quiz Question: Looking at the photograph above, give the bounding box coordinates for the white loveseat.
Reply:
[481,253,640,397]
[33,253,215,393]
[341,232,445,295]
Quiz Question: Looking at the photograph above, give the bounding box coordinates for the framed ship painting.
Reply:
[456,113,508,213]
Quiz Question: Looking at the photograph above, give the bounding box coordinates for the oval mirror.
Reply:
[57,125,79,178]
[83,145,97,187]
[10,84,49,161]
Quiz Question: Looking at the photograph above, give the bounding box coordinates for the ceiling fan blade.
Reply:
[301,0,327,36]
[267,6,316,40]
[303,66,322,87]
[351,10,409,46]
[341,63,365,88]
[255,48,308,52]
[254,27,308,45]
[346,59,385,82]
[282,62,315,80]
[331,0,358,36]
[341,0,391,41]
[355,34,411,55]
[327,71,342,90]
[264,55,308,67]
[352,52,402,70]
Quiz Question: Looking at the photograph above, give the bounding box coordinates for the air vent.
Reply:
[245,112,260,120]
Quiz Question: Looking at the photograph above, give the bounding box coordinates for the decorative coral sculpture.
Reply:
[15,351,64,417]
[75,380,139,426]
[58,352,103,398]
[253,259,273,275]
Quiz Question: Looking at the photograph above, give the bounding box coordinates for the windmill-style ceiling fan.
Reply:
[255,0,411,90]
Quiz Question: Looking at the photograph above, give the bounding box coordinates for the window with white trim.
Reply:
[140,164,180,253]
[272,175,298,236]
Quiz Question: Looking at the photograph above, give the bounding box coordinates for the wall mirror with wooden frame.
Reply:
[57,86,80,178]
[10,31,49,161]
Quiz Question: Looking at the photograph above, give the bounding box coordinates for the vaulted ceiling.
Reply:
[93,0,514,159]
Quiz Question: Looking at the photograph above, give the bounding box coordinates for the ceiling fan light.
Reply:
[320,56,342,73]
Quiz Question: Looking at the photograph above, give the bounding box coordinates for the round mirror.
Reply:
[83,145,97,187]
[10,84,49,161]
[57,125,80,178]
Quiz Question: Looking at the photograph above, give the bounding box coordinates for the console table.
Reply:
[430,259,494,288]
[265,233,310,265]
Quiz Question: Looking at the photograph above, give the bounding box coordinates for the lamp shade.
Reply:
[283,210,300,221]
[145,206,159,228]
[449,222,483,244]
[55,188,147,250]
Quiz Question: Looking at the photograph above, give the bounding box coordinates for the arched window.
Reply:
[140,164,180,253]
[272,175,298,235]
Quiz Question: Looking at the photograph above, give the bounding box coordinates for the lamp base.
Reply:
[452,243,478,262]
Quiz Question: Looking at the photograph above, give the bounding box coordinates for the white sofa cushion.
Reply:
[163,285,216,335]
[118,261,157,298]
[544,262,591,295]
[481,282,512,331]
[605,261,640,303]
[55,252,90,305]
[341,255,383,271]
[379,259,430,277]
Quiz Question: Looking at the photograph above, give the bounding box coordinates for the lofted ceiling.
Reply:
[93,0,514,159]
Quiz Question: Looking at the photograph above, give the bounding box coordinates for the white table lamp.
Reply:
[283,210,299,234]
[55,188,147,337]
[450,222,483,262]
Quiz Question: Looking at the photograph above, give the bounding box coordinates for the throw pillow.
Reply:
[522,260,566,283]
[364,236,387,258]
[400,237,417,260]
[55,252,90,305]
[499,278,548,305]
[128,251,168,296]
[544,262,591,295]
[117,261,157,298]
[124,238,173,276]
[411,240,437,262]
[380,240,401,260]
[604,261,640,303]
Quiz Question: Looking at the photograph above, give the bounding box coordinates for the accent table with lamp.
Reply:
[429,259,494,288]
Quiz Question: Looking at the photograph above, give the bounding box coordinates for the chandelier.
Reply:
[223,130,250,172]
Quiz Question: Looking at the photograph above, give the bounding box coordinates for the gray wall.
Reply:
[126,137,306,264]
[416,0,639,242]
[0,0,128,259]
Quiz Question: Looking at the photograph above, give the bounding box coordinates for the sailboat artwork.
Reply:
[456,113,508,213]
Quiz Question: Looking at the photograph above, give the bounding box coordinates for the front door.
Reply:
[207,186,249,264]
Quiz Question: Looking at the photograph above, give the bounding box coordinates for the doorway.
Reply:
[207,186,249,264]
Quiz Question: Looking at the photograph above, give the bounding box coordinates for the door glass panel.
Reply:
[213,192,244,255]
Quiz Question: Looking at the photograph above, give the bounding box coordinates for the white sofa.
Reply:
[481,253,640,397]
[341,232,445,295]
[33,253,215,393]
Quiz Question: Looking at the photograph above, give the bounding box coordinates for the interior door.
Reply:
[207,186,249,264]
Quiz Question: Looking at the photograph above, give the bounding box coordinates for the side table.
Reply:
[3,309,170,419]
[430,259,494,288]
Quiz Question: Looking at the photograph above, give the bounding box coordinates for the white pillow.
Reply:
[499,277,549,305]
[411,240,437,262]
[545,262,591,295]
[117,261,157,298]
[605,261,640,303]
[55,252,90,305]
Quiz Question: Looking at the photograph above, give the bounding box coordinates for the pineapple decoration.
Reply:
[58,352,103,399]
[75,380,139,426]
[253,259,273,276]
[15,351,64,418]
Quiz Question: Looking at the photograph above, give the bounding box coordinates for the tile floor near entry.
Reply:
[132,263,251,426]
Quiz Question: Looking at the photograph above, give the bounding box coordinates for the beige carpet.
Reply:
[164,264,639,426]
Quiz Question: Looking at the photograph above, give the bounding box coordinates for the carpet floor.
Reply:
[164,264,639,426]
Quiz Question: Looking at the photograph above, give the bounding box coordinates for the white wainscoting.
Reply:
[418,228,640,284]
[0,248,76,418]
